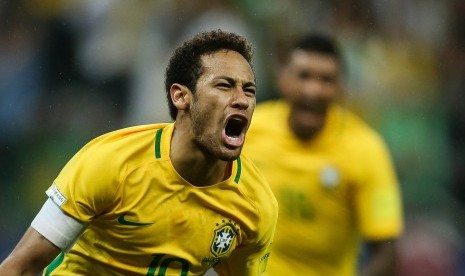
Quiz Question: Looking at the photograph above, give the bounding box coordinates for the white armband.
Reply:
[31,198,87,252]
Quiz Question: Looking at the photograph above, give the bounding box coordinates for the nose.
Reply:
[230,88,251,110]
[301,77,325,97]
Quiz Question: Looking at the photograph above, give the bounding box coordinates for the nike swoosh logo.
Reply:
[118,214,154,226]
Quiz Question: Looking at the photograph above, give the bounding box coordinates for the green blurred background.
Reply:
[1,0,465,274]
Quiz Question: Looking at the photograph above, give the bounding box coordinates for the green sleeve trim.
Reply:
[234,157,242,184]
[154,128,163,159]
[44,251,65,276]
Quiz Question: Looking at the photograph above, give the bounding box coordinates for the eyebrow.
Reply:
[219,76,256,88]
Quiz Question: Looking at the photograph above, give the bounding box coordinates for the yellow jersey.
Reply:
[43,123,277,275]
[243,100,403,276]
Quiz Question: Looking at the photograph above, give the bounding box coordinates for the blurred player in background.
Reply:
[0,29,277,276]
[243,33,404,276]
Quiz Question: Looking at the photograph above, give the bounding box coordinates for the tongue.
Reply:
[223,132,244,148]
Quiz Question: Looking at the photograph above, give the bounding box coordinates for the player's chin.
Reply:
[220,130,245,161]
[218,146,242,161]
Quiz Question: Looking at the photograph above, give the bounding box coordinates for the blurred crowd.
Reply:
[1,0,465,275]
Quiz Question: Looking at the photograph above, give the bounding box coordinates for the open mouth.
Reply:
[295,100,327,114]
[223,115,248,148]
[226,116,246,138]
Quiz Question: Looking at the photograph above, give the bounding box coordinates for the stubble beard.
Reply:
[190,102,239,162]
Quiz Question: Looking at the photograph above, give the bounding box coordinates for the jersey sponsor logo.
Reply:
[117,214,154,226]
[320,165,340,189]
[46,183,67,206]
[210,220,238,257]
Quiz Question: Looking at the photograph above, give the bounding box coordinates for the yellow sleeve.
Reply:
[48,135,121,222]
[355,134,404,239]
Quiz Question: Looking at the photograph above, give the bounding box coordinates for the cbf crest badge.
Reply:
[210,220,239,257]
[320,165,341,190]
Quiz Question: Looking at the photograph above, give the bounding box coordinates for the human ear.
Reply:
[170,83,191,111]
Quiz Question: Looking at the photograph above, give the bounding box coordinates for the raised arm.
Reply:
[0,227,61,276]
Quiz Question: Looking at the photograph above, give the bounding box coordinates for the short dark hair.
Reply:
[164,29,255,120]
[291,33,342,64]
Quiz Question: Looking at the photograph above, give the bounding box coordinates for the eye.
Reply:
[297,71,311,80]
[321,75,336,84]
[243,87,256,95]
[216,82,231,90]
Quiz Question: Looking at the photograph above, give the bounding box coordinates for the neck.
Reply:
[170,124,231,187]
[288,116,322,141]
